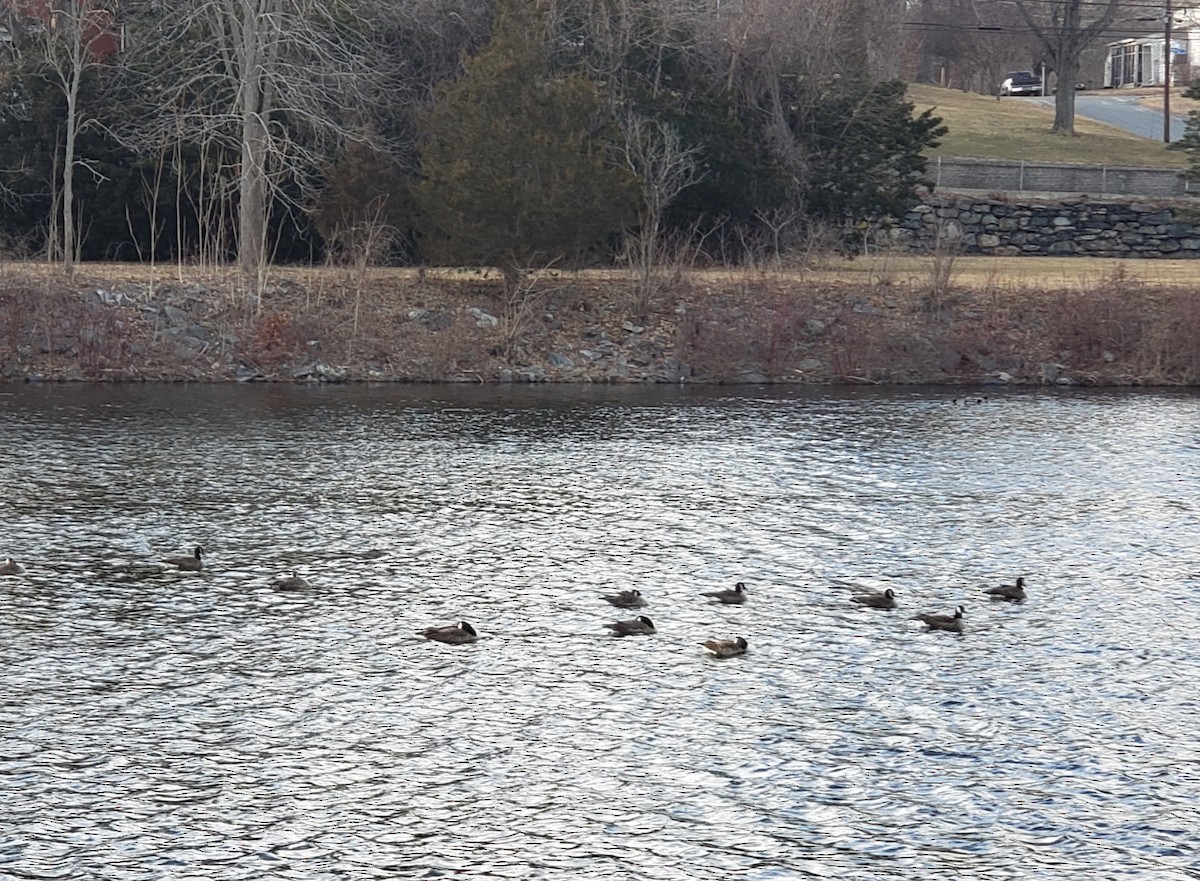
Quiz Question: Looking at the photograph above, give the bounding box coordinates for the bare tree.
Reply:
[615,113,705,313]
[1012,0,1123,134]
[19,0,120,275]
[124,0,390,282]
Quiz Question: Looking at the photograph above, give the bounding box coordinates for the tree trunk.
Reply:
[1052,52,1079,135]
[237,109,268,278]
[62,87,77,277]
[61,21,86,277]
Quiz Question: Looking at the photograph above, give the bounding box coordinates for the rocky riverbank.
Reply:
[2,267,1199,386]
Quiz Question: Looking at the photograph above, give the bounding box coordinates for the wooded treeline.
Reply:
[0,0,949,279]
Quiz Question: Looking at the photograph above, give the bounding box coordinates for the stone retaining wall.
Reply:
[887,195,1200,257]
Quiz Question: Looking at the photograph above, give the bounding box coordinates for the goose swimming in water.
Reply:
[422,621,478,644]
[271,571,311,591]
[915,605,965,633]
[702,582,747,605]
[0,558,25,576]
[851,588,897,610]
[162,546,204,572]
[700,636,748,658]
[604,615,656,636]
[984,576,1026,601]
[602,589,647,608]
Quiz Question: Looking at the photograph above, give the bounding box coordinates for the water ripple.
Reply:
[1,385,1199,880]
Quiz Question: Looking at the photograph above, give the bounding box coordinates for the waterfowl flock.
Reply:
[849,576,1030,634]
[0,547,1028,653]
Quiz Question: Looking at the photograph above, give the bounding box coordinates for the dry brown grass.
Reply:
[3,259,1200,385]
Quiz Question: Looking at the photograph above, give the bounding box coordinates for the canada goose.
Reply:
[915,605,965,632]
[602,589,647,608]
[0,558,25,576]
[162,546,204,572]
[422,621,478,644]
[984,576,1026,601]
[851,588,897,610]
[271,571,311,591]
[604,615,655,636]
[701,636,748,658]
[702,582,747,604]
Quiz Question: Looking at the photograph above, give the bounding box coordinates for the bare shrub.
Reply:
[245,310,307,369]
[922,220,964,315]
[675,293,752,382]
[675,283,825,381]
[1044,281,1148,368]
[1146,290,1200,382]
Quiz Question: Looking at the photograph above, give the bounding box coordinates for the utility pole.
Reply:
[1165,0,1173,143]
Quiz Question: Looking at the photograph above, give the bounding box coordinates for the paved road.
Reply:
[1032,94,1187,142]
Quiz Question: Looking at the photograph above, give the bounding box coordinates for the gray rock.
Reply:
[236,365,265,382]
[621,321,646,333]
[470,307,499,328]
[314,362,347,382]
[547,352,574,369]
[162,305,189,327]
[1040,362,1064,382]
[92,289,135,307]
[804,318,826,336]
[939,351,964,372]
[797,358,825,372]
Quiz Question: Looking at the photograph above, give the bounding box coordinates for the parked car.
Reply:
[1000,71,1042,96]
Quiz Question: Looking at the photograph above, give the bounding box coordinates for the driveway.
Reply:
[1032,93,1186,141]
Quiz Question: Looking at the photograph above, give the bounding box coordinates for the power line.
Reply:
[904,21,1181,36]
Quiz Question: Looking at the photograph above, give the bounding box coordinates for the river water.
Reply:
[1,384,1198,880]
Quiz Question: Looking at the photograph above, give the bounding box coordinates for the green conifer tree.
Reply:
[413,0,639,290]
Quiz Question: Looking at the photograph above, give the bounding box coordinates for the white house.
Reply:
[1106,8,1200,87]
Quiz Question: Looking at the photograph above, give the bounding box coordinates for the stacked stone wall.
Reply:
[889,195,1200,257]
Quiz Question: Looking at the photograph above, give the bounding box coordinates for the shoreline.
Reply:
[3,266,1199,387]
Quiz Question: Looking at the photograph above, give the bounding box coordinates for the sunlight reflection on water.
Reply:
[1,384,1198,880]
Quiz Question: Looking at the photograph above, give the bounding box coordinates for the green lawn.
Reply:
[908,83,1187,168]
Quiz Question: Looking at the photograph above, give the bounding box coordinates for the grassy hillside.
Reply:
[907,83,1187,168]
